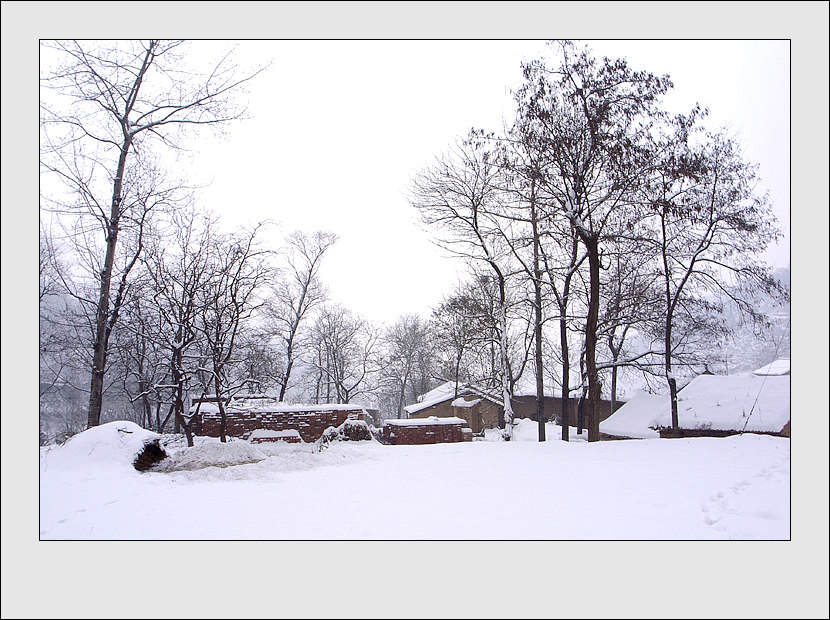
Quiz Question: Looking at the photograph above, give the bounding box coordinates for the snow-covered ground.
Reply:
[39,419,790,540]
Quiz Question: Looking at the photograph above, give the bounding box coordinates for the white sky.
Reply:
[182,39,791,324]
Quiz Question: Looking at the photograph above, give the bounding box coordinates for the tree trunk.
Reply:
[531,187,545,442]
[583,235,602,442]
[559,310,570,441]
[279,331,296,401]
[498,300,515,438]
[214,372,227,443]
[87,142,131,428]
[665,318,680,429]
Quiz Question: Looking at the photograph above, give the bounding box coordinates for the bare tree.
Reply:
[637,120,785,429]
[383,314,432,418]
[195,224,273,442]
[263,230,338,401]
[142,208,217,444]
[518,41,671,441]
[430,289,481,392]
[410,134,519,435]
[309,305,382,405]
[40,39,264,428]
[595,243,664,411]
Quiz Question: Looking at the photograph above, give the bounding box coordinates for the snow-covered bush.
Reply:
[321,419,375,444]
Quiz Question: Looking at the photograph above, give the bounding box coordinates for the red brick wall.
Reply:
[192,408,364,443]
[383,422,465,445]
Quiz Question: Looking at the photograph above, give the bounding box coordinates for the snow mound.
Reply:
[510,418,550,441]
[509,418,589,441]
[41,421,163,473]
[156,441,266,472]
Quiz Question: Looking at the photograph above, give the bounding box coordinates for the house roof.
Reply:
[599,391,665,439]
[752,359,790,376]
[404,381,502,415]
[601,374,790,437]
[512,375,568,398]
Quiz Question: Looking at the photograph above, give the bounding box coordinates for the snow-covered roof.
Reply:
[416,381,460,404]
[512,376,567,398]
[660,375,789,433]
[451,397,481,408]
[752,359,790,376]
[404,382,501,415]
[601,374,790,437]
[599,391,666,439]
[384,416,469,426]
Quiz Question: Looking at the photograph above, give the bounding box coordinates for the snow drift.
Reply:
[154,440,266,472]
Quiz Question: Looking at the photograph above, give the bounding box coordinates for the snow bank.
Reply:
[40,421,163,473]
[155,441,266,472]
[510,418,588,441]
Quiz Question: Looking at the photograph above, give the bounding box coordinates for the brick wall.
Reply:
[192,408,364,443]
[512,395,623,426]
[383,422,466,445]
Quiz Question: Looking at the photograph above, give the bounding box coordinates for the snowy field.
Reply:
[39,420,790,540]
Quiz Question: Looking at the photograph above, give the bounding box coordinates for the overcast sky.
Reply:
[184,39,790,324]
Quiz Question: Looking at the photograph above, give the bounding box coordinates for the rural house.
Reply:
[403,382,502,433]
[599,361,791,439]
[404,380,624,432]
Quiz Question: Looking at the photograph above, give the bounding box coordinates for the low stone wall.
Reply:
[658,426,788,439]
[192,407,364,443]
[383,417,468,445]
